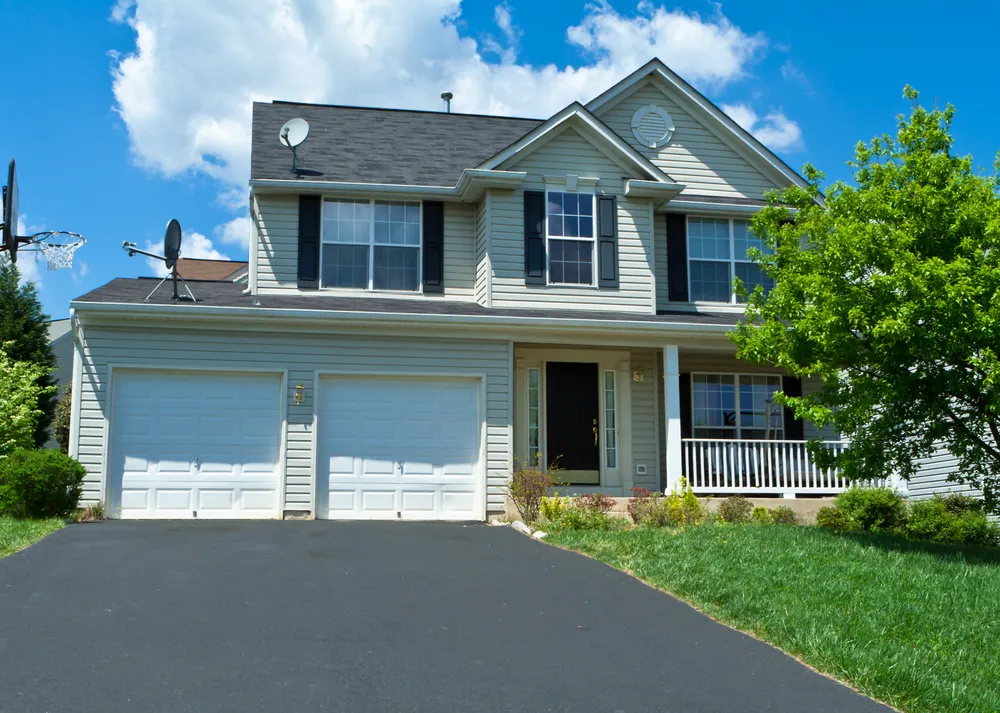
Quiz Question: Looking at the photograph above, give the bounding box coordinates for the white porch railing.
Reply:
[681,438,884,495]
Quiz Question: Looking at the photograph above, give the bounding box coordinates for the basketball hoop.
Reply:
[22,231,86,271]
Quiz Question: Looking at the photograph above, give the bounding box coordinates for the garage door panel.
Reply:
[318,377,482,520]
[111,371,281,519]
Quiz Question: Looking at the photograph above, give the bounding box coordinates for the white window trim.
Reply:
[603,369,618,469]
[320,198,424,294]
[527,367,541,467]
[544,189,597,288]
[686,216,767,305]
[690,372,784,439]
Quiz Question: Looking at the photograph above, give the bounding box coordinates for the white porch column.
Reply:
[663,344,682,493]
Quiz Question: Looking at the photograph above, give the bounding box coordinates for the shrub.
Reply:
[0,344,56,458]
[816,506,858,533]
[539,493,569,523]
[940,493,984,515]
[627,487,654,523]
[906,497,999,546]
[53,383,72,454]
[717,496,753,524]
[0,448,86,518]
[637,478,706,528]
[553,505,627,531]
[770,506,798,525]
[508,460,556,524]
[751,506,773,524]
[833,487,908,532]
[574,492,616,515]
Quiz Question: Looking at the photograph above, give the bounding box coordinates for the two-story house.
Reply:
[69,58,844,521]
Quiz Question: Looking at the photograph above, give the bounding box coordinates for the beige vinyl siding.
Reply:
[74,323,511,515]
[475,194,491,306]
[630,348,660,491]
[910,446,980,501]
[254,194,477,299]
[596,78,780,200]
[494,127,654,313]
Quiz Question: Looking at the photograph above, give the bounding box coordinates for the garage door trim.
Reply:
[311,369,488,521]
[102,365,289,517]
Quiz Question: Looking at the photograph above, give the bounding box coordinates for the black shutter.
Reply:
[679,373,692,439]
[524,191,546,284]
[666,213,688,302]
[782,376,805,440]
[297,195,321,288]
[422,201,445,293]
[597,195,618,288]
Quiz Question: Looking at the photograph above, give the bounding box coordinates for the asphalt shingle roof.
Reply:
[251,102,543,187]
[73,278,744,327]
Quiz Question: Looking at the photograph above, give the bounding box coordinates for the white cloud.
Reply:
[143,229,229,277]
[214,216,251,249]
[111,0,777,193]
[722,102,803,152]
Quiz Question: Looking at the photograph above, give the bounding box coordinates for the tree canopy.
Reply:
[0,342,55,458]
[0,258,57,447]
[733,87,1000,512]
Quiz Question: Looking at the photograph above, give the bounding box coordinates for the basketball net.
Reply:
[26,231,86,271]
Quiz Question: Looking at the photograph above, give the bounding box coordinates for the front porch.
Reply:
[513,341,887,500]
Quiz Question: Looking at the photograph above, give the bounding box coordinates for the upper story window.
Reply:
[546,191,595,285]
[322,199,421,291]
[688,217,773,304]
[692,373,783,440]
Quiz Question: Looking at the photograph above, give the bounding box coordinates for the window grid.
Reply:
[321,198,422,292]
[687,217,773,304]
[604,370,617,469]
[691,373,783,440]
[527,368,541,466]
[545,190,595,286]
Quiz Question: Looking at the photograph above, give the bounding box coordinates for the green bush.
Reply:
[770,506,798,525]
[508,460,555,524]
[635,478,707,527]
[906,497,999,546]
[539,494,569,523]
[940,493,984,515]
[553,506,627,531]
[751,506,773,524]
[833,487,908,532]
[717,496,753,524]
[0,448,86,518]
[816,506,858,533]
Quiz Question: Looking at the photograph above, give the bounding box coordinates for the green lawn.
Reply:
[0,517,64,559]
[548,524,1000,713]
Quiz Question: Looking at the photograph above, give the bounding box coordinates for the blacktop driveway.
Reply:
[0,522,892,713]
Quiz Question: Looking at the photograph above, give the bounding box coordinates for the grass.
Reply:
[548,524,1000,713]
[0,517,64,559]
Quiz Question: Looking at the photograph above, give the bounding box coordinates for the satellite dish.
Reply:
[279,118,310,148]
[164,219,182,270]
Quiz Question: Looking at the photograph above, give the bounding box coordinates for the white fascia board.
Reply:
[455,169,527,200]
[478,103,671,184]
[665,200,765,216]
[625,179,685,200]
[249,178,457,200]
[70,300,736,338]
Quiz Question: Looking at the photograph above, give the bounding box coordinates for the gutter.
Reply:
[69,299,737,337]
[249,169,528,202]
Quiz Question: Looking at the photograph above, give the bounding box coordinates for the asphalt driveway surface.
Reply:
[0,522,892,713]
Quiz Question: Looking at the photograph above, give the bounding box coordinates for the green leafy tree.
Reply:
[0,342,56,457]
[0,258,57,446]
[733,87,1000,513]
[53,382,72,454]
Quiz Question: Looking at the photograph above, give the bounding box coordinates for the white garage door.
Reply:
[109,370,282,519]
[317,376,482,520]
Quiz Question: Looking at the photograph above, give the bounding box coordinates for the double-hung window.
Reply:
[692,373,783,440]
[546,191,595,285]
[321,198,421,291]
[688,217,773,303]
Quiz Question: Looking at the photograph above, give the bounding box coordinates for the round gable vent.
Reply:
[631,105,675,149]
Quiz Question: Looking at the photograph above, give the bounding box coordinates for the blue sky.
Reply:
[3,0,997,319]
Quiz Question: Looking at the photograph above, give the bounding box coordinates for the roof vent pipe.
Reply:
[441,92,453,113]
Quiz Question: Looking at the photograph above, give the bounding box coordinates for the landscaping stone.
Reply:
[489,519,508,527]
[532,531,548,540]
[511,520,532,536]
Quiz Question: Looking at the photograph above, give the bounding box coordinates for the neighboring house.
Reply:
[44,318,73,449]
[68,58,854,521]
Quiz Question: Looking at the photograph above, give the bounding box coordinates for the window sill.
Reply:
[318,287,425,297]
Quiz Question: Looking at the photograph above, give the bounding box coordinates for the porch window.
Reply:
[527,368,541,466]
[322,198,421,291]
[604,370,617,468]
[546,191,595,285]
[688,217,774,304]
[692,373,783,439]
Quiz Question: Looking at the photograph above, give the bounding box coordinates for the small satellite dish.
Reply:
[279,118,310,148]
[2,159,19,261]
[164,219,182,270]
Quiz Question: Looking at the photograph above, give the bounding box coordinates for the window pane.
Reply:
[324,199,372,245]
[692,374,736,431]
[322,244,369,289]
[688,217,731,260]
[578,195,593,218]
[690,260,732,302]
[546,191,595,243]
[373,200,420,248]
[734,263,774,303]
[564,215,579,238]
[738,375,783,437]
[528,368,540,466]
[373,246,419,291]
[733,220,770,259]
[579,216,593,238]
[549,239,592,285]
[548,215,563,237]
[604,370,617,469]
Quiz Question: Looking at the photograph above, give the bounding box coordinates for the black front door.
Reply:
[545,362,600,484]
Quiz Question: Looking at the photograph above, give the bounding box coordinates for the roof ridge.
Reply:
[261,100,543,123]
